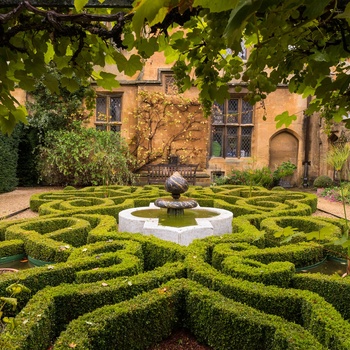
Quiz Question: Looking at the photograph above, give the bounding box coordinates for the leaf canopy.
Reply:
[1,0,350,133]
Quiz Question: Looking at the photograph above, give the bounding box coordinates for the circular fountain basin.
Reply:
[118,204,233,246]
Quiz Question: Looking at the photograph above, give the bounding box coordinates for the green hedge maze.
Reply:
[0,185,350,349]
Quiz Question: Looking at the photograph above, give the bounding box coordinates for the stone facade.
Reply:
[11,47,343,187]
[84,49,339,187]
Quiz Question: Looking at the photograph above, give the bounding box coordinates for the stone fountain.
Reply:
[118,172,233,246]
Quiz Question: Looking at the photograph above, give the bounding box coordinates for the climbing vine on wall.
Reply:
[129,91,208,171]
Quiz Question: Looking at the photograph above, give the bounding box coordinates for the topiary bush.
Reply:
[313,175,333,188]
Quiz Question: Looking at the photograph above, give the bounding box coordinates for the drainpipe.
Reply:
[302,96,312,187]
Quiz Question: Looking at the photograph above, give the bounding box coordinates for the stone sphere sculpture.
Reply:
[154,172,198,215]
[165,171,189,199]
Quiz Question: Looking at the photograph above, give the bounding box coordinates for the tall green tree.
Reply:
[0,0,141,134]
[15,65,95,186]
[1,0,350,133]
[26,65,95,141]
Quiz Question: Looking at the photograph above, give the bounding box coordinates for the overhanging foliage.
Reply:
[1,0,350,134]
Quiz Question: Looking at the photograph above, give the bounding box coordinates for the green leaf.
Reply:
[306,227,331,241]
[60,77,80,93]
[341,239,350,248]
[281,232,303,244]
[0,112,16,135]
[336,2,350,19]
[54,56,72,70]
[122,32,136,50]
[164,45,180,64]
[310,51,329,62]
[6,283,30,295]
[44,74,60,94]
[124,55,143,76]
[132,0,167,38]
[137,37,159,58]
[17,75,36,92]
[44,42,55,64]
[224,0,260,51]
[193,0,240,12]
[105,53,116,65]
[61,67,74,78]
[274,226,298,238]
[302,86,315,98]
[150,6,168,27]
[182,76,192,91]
[0,297,17,310]
[275,111,297,128]
[74,0,89,12]
[11,106,28,124]
[95,72,120,90]
[303,0,329,20]
[334,235,349,246]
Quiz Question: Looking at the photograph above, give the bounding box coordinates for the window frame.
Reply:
[164,74,179,95]
[211,96,254,159]
[95,94,122,132]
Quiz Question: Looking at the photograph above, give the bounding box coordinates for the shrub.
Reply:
[318,186,343,202]
[16,125,40,186]
[213,167,273,188]
[0,128,20,193]
[272,161,297,186]
[37,126,135,186]
[313,175,333,188]
[250,166,274,188]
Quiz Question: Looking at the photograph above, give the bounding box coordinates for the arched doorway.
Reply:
[269,131,299,186]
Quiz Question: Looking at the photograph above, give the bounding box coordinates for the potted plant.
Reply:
[273,161,297,187]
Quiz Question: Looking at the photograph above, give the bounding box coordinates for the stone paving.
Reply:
[0,187,62,220]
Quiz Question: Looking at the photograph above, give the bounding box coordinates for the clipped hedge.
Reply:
[45,279,322,350]
[5,217,91,262]
[1,184,350,349]
[185,241,350,350]
[0,128,20,193]
[67,239,144,283]
[292,271,350,320]
[0,263,186,350]
[0,239,25,259]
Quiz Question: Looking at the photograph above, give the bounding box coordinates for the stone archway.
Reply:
[269,131,299,186]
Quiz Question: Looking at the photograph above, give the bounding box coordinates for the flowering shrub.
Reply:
[318,185,350,204]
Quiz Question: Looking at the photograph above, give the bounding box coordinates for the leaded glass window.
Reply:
[95,95,122,132]
[211,97,253,158]
[164,75,178,95]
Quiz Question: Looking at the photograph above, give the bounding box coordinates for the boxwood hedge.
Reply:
[0,184,348,349]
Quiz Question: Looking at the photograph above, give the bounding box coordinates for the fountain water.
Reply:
[118,172,233,245]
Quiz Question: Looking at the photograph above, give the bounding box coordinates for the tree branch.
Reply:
[0,1,128,50]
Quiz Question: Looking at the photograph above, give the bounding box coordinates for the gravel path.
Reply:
[0,187,350,221]
[314,197,350,219]
[0,187,63,220]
